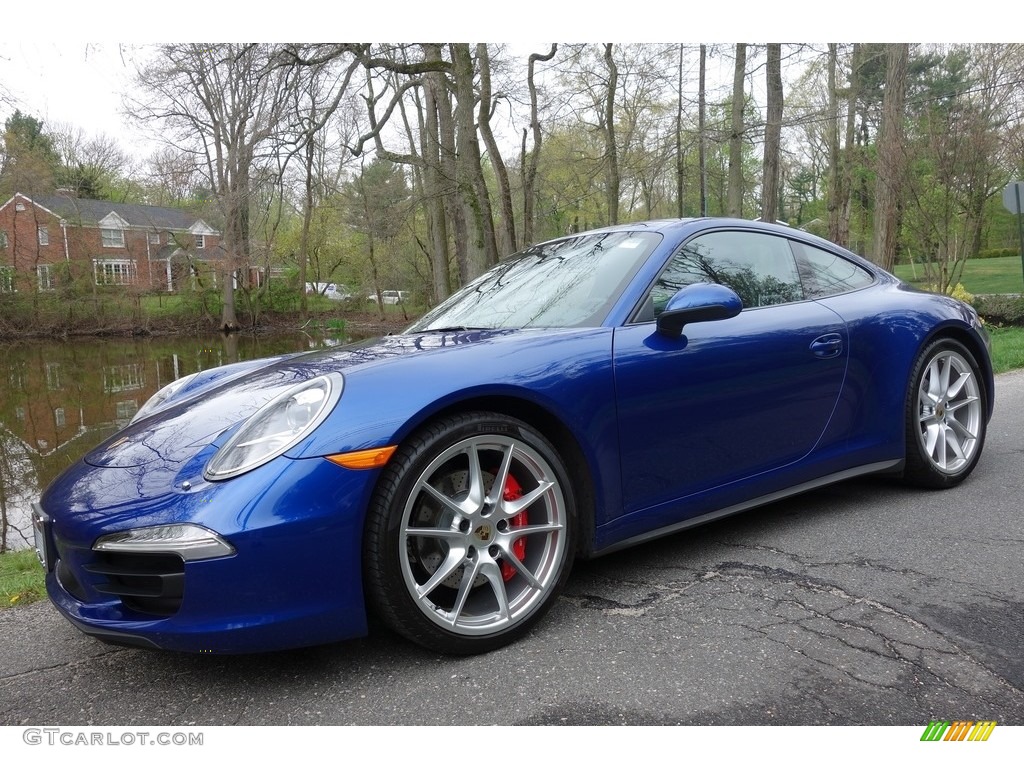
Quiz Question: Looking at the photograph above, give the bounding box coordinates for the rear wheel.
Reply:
[904,338,987,488]
[364,412,576,654]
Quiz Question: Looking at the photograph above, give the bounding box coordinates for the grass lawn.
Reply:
[0,549,46,610]
[988,325,1024,373]
[893,256,1024,295]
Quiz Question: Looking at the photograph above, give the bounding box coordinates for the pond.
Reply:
[0,330,366,552]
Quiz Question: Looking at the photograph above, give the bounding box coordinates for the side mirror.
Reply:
[656,283,743,338]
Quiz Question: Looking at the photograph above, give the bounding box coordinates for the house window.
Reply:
[45,362,62,390]
[149,232,161,245]
[116,400,139,420]
[195,234,205,249]
[0,230,8,248]
[103,364,144,393]
[101,228,125,248]
[38,264,55,291]
[38,226,49,246]
[0,267,13,293]
[94,259,137,286]
[54,408,66,428]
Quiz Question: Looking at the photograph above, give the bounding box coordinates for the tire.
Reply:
[363,412,576,654]
[903,338,987,488]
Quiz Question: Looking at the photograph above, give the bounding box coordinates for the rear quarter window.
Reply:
[793,241,875,299]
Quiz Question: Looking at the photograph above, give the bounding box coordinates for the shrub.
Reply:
[972,294,1024,326]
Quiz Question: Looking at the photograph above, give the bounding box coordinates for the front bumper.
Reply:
[39,454,377,654]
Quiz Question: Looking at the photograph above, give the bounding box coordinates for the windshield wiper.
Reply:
[417,325,492,333]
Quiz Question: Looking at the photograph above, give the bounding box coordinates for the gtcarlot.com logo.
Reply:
[920,721,997,742]
[23,729,203,747]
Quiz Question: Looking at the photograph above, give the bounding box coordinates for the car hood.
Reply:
[82,328,536,469]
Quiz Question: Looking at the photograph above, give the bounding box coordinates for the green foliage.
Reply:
[972,294,1024,326]
[988,325,1024,373]
[0,549,46,609]
[894,256,1024,295]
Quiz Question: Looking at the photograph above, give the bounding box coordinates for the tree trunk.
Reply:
[761,44,783,224]
[826,44,843,242]
[699,44,707,217]
[676,44,685,218]
[451,43,497,279]
[297,134,314,319]
[421,45,453,302]
[476,44,516,257]
[603,44,620,225]
[727,43,747,218]
[521,45,556,246]
[872,43,909,271]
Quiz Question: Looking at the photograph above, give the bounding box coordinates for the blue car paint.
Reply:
[37,218,995,653]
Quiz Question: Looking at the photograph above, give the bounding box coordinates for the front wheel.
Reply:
[903,338,987,488]
[363,412,576,654]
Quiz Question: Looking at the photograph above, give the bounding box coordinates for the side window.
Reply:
[648,231,803,316]
[794,242,874,298]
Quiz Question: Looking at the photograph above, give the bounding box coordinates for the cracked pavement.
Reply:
[2,370,1022,726]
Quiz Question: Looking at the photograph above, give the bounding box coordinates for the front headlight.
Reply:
[131,372,200,424]
[204,374,342,481]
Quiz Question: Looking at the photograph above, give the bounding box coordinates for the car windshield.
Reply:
[408,231,661,331]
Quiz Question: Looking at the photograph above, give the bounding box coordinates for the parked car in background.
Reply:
[306,283,352,300]
[35,218,993,657]
[367,290,410,305]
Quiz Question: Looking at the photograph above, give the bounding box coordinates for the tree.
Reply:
[872,43,909,271]
[520,45,557,247]
[131,44,299,332]
[761,44,784,223]
[50,125,133,200]
[727,44,748,218]
[0,111,60,197]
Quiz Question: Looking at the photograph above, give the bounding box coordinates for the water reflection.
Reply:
[0,331,357,552]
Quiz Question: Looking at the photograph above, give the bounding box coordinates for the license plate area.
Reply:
[32,503,55,572]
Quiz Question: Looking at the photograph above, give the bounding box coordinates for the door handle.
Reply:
[810,333,843,359]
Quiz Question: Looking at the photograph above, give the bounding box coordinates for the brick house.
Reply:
[0,191,223,293]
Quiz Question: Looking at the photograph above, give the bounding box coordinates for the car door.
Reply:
[612,229,848,519]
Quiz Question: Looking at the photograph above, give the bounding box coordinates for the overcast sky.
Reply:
[0,3,1006,166]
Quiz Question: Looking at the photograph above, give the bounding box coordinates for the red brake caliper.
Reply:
[501,473,527,581]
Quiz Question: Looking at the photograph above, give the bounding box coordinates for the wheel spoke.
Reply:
[946,394,978,413]
[947,416,976,443]
[420,480,472,516]
[501,480,554,517]
[938,355,952,395]
[415,546,468,599]
[499,547,542,588]
[924,423,940,458]
[946,370,972,399]
[488,442,515,506]
[447,555,484,626]
[926,358,944,400]
[467,441,490,510]
[404,526,463,541]
[942,425,966,462]
[481,563,511,622]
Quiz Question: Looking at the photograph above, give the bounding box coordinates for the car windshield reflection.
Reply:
[407,231,662,332]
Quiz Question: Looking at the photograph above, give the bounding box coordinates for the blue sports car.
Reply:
[33,218,994,655]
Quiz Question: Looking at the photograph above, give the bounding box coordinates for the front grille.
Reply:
[82,552,185,617]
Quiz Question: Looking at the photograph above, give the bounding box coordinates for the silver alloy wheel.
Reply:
[398,435,568,636]
[916,348,983,474]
